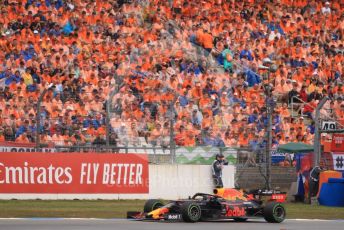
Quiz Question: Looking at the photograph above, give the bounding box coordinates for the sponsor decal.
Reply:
[176,147,237,165]
[149,208,169,219]
[166,214,181,220]
[271,150,293,164]
[0,142,54,153]
[215,188,248,201]
[225,206,246,217]
[0,152,148,193]
[271,194,287,202]
[331,134,344,152]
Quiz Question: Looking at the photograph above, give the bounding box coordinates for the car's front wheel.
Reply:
[263,202,286,223]
[143,199,164,213]
[181,202,202,223]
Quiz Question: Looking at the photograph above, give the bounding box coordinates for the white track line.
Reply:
[288,219,344,222]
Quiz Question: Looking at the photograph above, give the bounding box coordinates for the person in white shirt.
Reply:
[321,2,331,15]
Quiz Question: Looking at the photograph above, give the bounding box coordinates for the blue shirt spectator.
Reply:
[248,112,258,124]
[213,135,225,147]
[179,94,189,107]
[240,46,254,61]
[63,21,75,35]
[246,69,261,87]
[15,124,28,138]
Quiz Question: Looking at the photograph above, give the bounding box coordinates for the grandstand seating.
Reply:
[0,0,343,149]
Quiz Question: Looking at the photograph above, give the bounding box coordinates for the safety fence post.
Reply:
[314,96,328,167]
[106,82,125,147]
[35,89,47,148]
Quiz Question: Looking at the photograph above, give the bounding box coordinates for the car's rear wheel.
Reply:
[143,199,164,213]
[181,202,202,222]
[263,202,286,223]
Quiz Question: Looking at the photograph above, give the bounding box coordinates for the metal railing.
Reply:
[290,96,306,118]
[4,81,340,158]
[54,145,173,164]
[290,96,344,128]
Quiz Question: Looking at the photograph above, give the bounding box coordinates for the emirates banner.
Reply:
[0,152,149,193]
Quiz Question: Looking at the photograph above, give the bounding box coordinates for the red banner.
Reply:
[331,134,344,152]
[0,152,149,193]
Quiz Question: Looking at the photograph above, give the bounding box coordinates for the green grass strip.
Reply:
[0,200,343,220]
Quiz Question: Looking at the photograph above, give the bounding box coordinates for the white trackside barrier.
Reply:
[0,165,235,200]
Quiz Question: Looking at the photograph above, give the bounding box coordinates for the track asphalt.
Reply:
[0,218,343,230]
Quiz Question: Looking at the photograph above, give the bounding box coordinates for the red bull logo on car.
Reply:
[214,188,248,201]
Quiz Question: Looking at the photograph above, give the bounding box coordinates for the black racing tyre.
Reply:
[181,202,202,223]
[233,218,248,222]
[143,199,164,213]
[263,202,286,223]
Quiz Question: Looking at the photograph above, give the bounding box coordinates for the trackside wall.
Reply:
[0,165,235,200]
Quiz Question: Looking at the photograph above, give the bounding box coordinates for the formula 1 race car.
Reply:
[127,188,286,223]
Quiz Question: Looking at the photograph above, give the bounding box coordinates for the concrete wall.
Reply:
[0,165,235,200]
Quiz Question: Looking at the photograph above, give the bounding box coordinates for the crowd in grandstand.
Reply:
[0,0,343,150]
